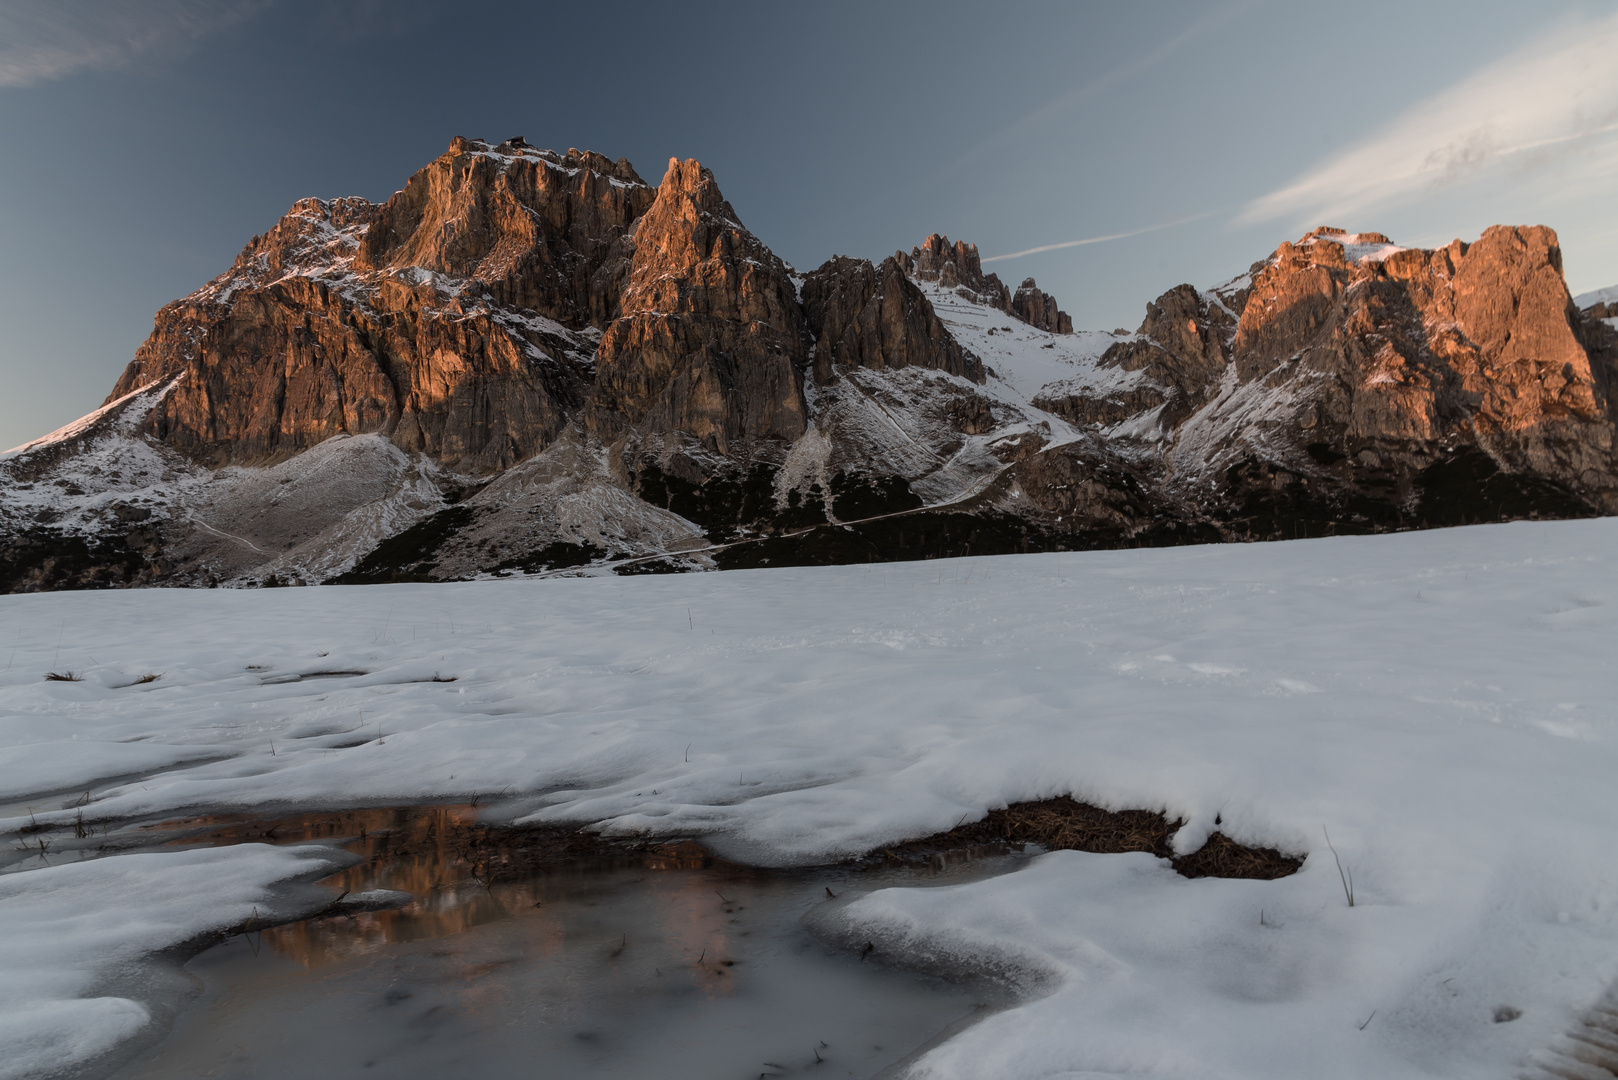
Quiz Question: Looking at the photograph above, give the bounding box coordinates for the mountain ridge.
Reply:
[4,137,1616,592]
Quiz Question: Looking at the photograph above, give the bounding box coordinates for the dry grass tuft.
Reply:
[1173,830,1303,880]
[43,671,83,682]
[883,795,1304,880]
[995,798,1177,857]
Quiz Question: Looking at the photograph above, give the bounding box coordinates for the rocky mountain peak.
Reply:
[587,157,809,452]
[898,234,1010,308]
[1012,277,1073,335]
[228,196,376,285]
[10,134,1618,594]
[896,234,1072,335]
[799,253,983,385]
[353,136,655,328]
[617,158,799,326]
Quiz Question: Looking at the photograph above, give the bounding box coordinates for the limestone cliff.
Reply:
[109,140,655,472]
[587,158,809,453]
[1139,227,1618,533]
[800,255,983,384]
[6,138,1617,592]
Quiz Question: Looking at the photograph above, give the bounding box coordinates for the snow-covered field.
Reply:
[5,520,1618,1078]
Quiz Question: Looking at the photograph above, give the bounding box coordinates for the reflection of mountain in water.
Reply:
[120,806,1010,1080]
[157,804,727,969]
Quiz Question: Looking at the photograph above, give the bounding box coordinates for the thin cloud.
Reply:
[0,0,267,88]
[982,212,1210,263]
[943,0,1264,177]
[1241,12,1618,226]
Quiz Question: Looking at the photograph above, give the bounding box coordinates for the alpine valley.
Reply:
[5,136,1618,592]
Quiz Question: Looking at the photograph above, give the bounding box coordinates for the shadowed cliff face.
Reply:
[8,137,1618,593]
[800,256,983,385]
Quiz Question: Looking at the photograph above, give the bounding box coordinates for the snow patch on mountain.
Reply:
[179,435,461,585]
[917,282,1144,403]
[1574,284,1618,309]
[2,377,185,460]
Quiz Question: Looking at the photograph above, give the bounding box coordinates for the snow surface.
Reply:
[1342,239,1409,264]
[5,520,1618,1076]
[1574,284,1618,309]
[0,845,344,1080]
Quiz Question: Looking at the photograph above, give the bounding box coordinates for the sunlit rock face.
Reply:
[1099,226,1618,537]
[587,158,810,453]
[108,140,656,474]
[6,136,1618,591]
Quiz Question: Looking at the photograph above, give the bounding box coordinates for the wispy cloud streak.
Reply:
[982,212,1209,263]
[1241,13,1618,225]
[942,0,1263,176]
[0,1,267,88]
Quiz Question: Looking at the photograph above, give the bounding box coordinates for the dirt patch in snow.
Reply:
[877,796,1304,880]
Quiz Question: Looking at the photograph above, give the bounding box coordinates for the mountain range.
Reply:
[4,135,1617,592]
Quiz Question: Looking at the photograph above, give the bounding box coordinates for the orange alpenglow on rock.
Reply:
[5,138,1618,592]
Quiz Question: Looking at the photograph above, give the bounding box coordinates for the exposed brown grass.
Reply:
[881,795,1304,880]
[43,671,82,682]
[1173,831,1303,880]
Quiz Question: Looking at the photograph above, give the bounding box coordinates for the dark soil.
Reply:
[387,817,715,885]
[157,795,1301,909]
[874,795,1304,880]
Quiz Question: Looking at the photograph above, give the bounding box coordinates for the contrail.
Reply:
[981,213,1209,263]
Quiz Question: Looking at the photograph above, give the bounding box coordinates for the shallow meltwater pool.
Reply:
[109,807,1020,1080]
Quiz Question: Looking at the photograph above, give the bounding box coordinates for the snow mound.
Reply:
[0,845,344,1080]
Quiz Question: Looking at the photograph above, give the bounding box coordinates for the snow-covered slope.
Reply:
[916,282,1140,404]
[1574,284,1618,309]
[1578,283,1618,332]
[1,407,471,587]
[4,520,1618,1077]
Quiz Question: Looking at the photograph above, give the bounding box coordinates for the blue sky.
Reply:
[4,0,1618,450]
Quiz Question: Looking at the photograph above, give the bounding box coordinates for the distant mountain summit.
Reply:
[4,139,1617,591]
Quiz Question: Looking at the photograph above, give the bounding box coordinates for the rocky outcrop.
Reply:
[107,139,654,472]
[1140,226,1618,533]
[1092,282,1234,426]
[586,158,809,453]
[800,255,983,384]
[898,234,1013,311]
[898,235,1074,335]
[355,139,651,328]
[1012,278,1072,335]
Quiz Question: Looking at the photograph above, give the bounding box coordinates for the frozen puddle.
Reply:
[107,807,1017,1080]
